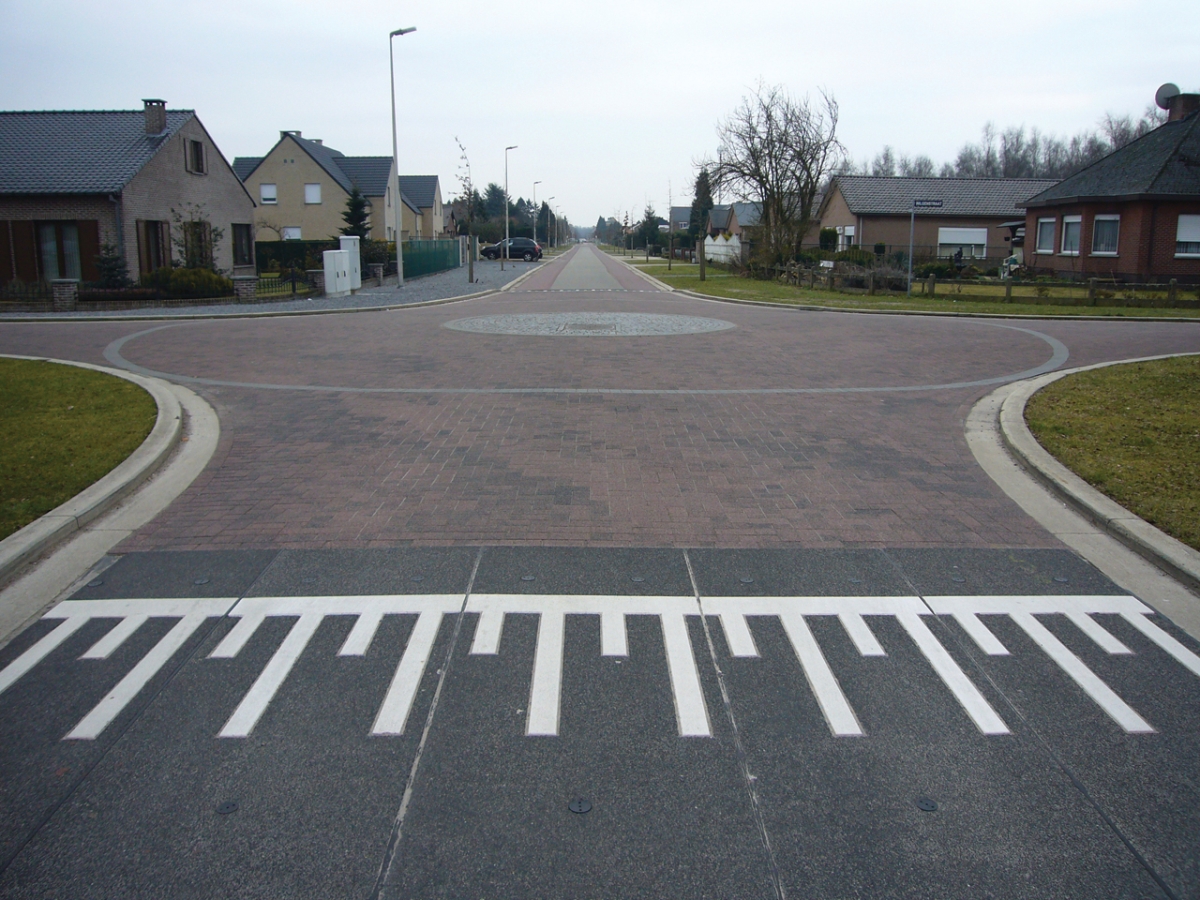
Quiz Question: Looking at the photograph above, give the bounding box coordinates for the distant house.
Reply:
[817,176,1058,262]
[0,99,256,283]
[233,132,446,242]
[668,206,692,233]
[1020,91,1200,282]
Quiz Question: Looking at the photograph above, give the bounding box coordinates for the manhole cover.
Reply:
[443,313,735,337]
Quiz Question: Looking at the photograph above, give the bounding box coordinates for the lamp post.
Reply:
[554,205,561,248]
[545,197,554,250]
[532,180,542,244]
[389,26,416,287]
[503,145,517,270]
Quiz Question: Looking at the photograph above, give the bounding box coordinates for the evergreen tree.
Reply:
[484,183,507,220]
[689,169,714,239]
[340,186,370,238]
[94,242,132,288]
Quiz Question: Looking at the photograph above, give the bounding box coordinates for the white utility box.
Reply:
[338,235,362,290]
[323,249,352,298]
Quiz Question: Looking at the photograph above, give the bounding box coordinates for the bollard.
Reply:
[370,263,385,287]
[868,271,876,296]
[1005,279,1013,303]
[51,279,78,311]
[927,274,936,297]
[1088,278,1096,303]
[1168,278,1178,304]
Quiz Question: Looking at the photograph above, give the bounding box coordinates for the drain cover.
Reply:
[739,577,754,584]
[631,576,645,583]
[521,575,536,582]
[569,798,592,814]
[193,577,210,586]
[216,801,239,815]
[916,798,938,812]
[87,579,104,588]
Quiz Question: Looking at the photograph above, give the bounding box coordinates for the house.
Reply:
[1020,90,1200,283]
[232,131,447,242]
[704,204,744,264]
[0,99,256,283]
[668,206,692,234]
[817,175,1058,262]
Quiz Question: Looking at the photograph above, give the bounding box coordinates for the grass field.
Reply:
[627,261,1200,318]
[0,359,157,541]
[1025,355,1200,552]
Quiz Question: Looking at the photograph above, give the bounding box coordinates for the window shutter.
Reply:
[77,220,101,281]
[0,221,13,281]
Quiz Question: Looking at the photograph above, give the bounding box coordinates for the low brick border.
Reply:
[998,353,1200,594]
[0,356,182,588]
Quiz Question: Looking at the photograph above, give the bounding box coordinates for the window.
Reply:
[260,183,277,204]
[305,183,322,205]
[1091,216,1119,255]
[937,227,987,259]
[186,139,206,174]
[136,220,170,274]
[1035,218,1055,253]
[37,222,81,280]
[232,224,254,266]
[1060,216,1081,255]
[1177,214,1200,256]
[282,227,302,240]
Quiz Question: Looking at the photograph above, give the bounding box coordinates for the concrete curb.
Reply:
[998,353,1200,594]
[499,259,547,292]
[0,356,182,588]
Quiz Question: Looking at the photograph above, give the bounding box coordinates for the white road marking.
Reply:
[371,610,446,735]
[527,609,565,736]
[0,616,89,696]
[80,614,149,659]
[838,612,887,657]
[1121,612,1200,677]
[779,612,863,736]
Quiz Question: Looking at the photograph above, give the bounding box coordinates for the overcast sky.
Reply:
[2,0,1197,229]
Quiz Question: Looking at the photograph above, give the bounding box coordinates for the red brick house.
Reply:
[0,100,255,285]
[1020,92,1200,283]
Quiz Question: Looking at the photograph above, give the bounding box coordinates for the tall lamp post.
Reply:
[532,180,542,244]
[503,145,517,270]
[389,26,416,286]
[545,197,555,250]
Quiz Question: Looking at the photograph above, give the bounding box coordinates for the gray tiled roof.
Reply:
[732,201,762,228]
[397,175,439,209]
[831,176,1058,217]
[708,205,733,230]
[0,108,194,194]
[336,157,392,197]
[669,206,692,228]
[231,156,263,181]
[1023,112,1200,206]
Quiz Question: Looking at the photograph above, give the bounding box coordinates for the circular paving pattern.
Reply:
[442,312,735,337]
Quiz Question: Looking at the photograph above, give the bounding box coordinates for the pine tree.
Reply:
[689,169,714,239]
[340,187,370,238]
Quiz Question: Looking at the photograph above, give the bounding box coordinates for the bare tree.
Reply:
[707,83,843,263]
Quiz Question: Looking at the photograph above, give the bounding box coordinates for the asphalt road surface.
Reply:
[2,245,1200,899]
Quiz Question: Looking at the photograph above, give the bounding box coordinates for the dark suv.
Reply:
[482,237,542,261]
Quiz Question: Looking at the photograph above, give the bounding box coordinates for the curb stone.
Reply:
[0,356,182,588]
[998,353,1200,594]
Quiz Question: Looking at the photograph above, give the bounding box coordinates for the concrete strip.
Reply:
[0,373,220,649]
[0,356,182,587]
[966,356,1200,640]
[998,354,1200,595]
[499,259,547,292]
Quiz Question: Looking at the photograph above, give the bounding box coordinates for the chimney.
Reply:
[280,130,301,140]
[312,139,322,145]
[1168,93,1200,123]
[142,99,166,135]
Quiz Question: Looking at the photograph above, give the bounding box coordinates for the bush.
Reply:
[915,262,956,279]
[833,248,875,267]
[140,267,233,299]
[873,242,886,257]
[818,228,838,251]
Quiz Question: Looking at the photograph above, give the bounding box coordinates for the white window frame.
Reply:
[1035,218,1055,254]
[1091,215,1120,256]
[281,227,302,241]
[1176,214,1200,258]
[304,183,322,205]
[1060,215,1081,256]
[260,183,277,205]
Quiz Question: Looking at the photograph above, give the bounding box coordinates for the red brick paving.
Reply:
[1,245,1198,552]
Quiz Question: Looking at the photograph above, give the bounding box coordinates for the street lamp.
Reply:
[545,196,555,249]
[389,26,416,287]
[532,180,542,244]
[503,145,517,269]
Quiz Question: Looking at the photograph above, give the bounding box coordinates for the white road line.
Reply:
[839,612,886,657]
[0,616,89,696]
[470,608,505,654]
[1122,612,1200,677]
[80,614,148,660]
[719,613,759,657]
[66,611,212,740]
[527,609,566,736]
[219,613,323,738]
[372,611,445,735]
[600,611,627,657]
[896,612,1011,735]
[1009,612,1154,733]
[659,610,712,737]
[1066,612,1131,655]
[779,612,863,736]
[951,612,1011,656]
[209,612,265,658]
[339,611,384,657]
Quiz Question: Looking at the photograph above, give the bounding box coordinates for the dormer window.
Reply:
[186,139,206,174]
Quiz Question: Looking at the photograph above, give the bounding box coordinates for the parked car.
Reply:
[482,237,542,261]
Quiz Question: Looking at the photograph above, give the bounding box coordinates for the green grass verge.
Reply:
[1025,356,1200,552]
[0,359,157,541]
[629,263,1200,318]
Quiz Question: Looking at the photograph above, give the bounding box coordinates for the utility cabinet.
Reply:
[323,249,352,298]
[339,235,362,290]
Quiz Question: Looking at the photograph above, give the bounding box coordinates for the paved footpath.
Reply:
[1,244,1200,898]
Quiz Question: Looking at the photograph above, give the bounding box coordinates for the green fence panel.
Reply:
[401,240,460,278]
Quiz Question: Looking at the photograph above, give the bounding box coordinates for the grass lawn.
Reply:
[628,262,1200,318]
[0,359,157,541]
[1025,355,1200,552]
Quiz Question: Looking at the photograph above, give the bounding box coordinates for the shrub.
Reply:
[915,262,955,279]
[833,248,875,267]
[140,267,233,299]
[818,228,838,251]
[873,242,886,257]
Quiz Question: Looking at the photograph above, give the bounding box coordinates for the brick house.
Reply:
[1020,93,1200,283]
[0,100,256,284]
[233,132,446,242]
[817,176,1057,261]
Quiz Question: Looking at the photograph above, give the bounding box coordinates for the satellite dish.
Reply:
[1156,83,1181,110]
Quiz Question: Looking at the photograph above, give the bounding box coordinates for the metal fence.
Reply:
[402,240,460,278]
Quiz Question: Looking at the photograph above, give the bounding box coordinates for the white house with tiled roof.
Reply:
[0,99,256,283]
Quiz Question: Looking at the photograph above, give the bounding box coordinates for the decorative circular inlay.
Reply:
[443,312,735,337]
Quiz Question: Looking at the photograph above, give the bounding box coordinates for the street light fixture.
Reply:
[503,145,517,269]
[389,26,416,287]
[545,196,554,250]
[532,180,542,244]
